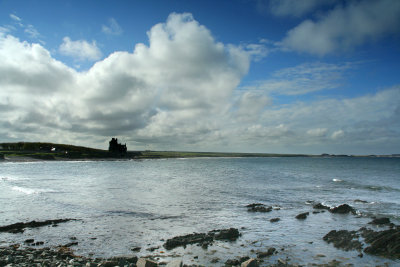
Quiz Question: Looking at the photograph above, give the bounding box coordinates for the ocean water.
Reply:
[0,157,399,266]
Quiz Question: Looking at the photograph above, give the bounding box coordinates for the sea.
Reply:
[1,157,399,266]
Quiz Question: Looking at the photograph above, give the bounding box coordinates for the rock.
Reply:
[241,258,258,267]
[270,218,280,223]
[166,259,183,267]
[361,227,400,258]
[323,230,363,251]
[330,204,356,214]
[212,228,240,241]
[257,247,276,258]
[164,228,240,250]
[368,217,391,225]
[246,203,272,213]
[137,258,158,267]
[164,232,212,250]
[210,257,220,263]
[313,203,330,210]
[147,246,159,252]
[225,256,249,266]
[131,246,141,252]
[354,199,369,203]
[24,239,35,244]
[295,212,309,220]
[0,219,76,233]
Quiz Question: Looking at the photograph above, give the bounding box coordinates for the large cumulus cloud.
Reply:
[0,12,399,154]
[0,13,250,149]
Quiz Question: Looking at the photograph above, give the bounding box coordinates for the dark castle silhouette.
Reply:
[109,138,127,154]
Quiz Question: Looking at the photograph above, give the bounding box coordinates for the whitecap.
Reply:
[11,186,57,195]
[332,178,343,182]
[12,186,36,195]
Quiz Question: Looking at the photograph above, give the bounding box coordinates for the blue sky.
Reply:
[1,0,400,154]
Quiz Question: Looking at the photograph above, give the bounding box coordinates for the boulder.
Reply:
[361,227,400,258]
[241,258,258,267]
[256,247,276,258]
[246,203,272,213]
[136,258,158,267]
[313,203,330,210]
[213,228,240,241]
[330,204,356,214]
[323,230,362,251]
[368,217,391,225]
[270,218,280,223]
[164,228,240,250]
[295,212,309,220]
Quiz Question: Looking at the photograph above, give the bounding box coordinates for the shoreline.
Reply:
[1,204,399,266]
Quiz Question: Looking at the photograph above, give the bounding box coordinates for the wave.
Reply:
[331,178,400,192]
[11,186,58,195]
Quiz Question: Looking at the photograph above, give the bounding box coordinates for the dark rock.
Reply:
[0,219,76,233]
[164,232,212,250]
[361,227,400,258]
[164,228,240,250]
[313,203,330,210]
[368,217,391,225]
[225,258,240,266]
[323,230,363,251]
[330,204,356,214]
[210,258,220,263]
[131,246,141,252]
[212,228,240,241]
[147,246,159,252]
[241,258,258,267]
[64,242,78,247]
[246,203,272,213]
[270,218,280,223]
[354,199,369,203]
[295,212,309,220]
[24,239,35,244]
[225,256,249,266]
[257,247,276,258]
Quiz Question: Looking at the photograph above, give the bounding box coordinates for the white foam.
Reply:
[332,178,343,182]
[12,186,36,195]
[11,186,57,195]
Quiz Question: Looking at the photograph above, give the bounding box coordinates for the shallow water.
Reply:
[1,157,399,266]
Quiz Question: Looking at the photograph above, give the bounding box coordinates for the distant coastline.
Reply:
[0,142,399,161]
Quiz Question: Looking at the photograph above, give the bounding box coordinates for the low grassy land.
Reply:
[0,142,312,161]
[0,142,140,160]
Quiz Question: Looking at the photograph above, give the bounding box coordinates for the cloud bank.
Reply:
[0,13,399,154]
[282,0,400,55]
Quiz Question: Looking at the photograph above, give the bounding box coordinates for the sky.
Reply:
[0,0,400,155]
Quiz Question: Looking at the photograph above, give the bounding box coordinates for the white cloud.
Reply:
[307,128,328,137]
[282,0,400,55]
[59,37,102,61]
[331,130,344,140]
[0,13,249,149]
[269,0,334,17]
[24,24,40,39]
[102,18,123,36]
[245,62,353,95]
[0,12,399,154]
[9,14,21,22]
